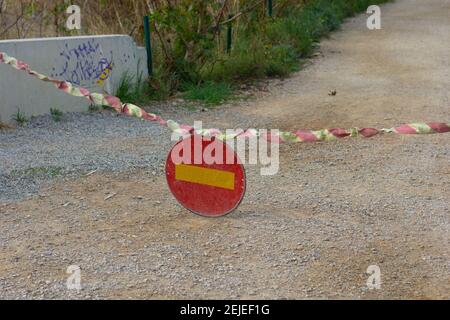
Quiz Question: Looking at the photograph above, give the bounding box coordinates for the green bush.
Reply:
[182,81,233,105]
[142,0,392,103]
[12,109,28,126]
[211,35,268,81]
[265,44,299,77]
[50,108,64,122]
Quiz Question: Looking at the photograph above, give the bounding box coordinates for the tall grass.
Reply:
[182,82,233,105]
[0,0,150,40]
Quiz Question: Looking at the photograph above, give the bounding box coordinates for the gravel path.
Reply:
[0,112,171,202]
[0,0,449,300]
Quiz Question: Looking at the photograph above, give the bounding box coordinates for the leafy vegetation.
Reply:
[1,0,391,106]
[50,108,64,122]
[12,166,63,178]
[12,109,28,126]
[114,72,155,105]
[144,0,391,103]
[182,82,233,105]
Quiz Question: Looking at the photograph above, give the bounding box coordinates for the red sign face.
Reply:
[166,135,246,217]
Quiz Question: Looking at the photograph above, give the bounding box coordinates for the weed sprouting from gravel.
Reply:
[50,108,64,122]
[12,109,28,126]
[88,104,102,112]
[11,166,63,178]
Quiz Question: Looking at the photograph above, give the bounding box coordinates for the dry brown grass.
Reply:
[0,0,150,43]
[0,1,305,44]
[0,0,236,44]
[0,121,13,129]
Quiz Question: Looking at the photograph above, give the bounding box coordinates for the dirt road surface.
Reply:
[0,0,449,299]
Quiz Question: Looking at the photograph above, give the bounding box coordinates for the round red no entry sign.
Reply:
[166,135,246,217]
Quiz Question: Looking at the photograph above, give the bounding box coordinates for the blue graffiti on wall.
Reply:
[51,40,114,87]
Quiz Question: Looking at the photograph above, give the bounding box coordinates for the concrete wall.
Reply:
[0,35,148,123]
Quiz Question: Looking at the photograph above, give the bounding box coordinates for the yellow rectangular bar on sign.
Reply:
[175,164,235,190]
